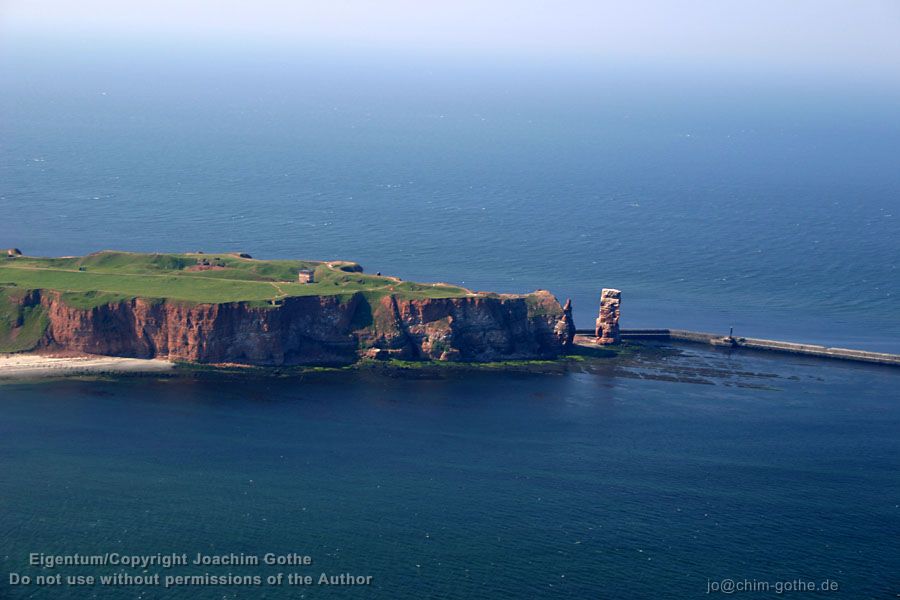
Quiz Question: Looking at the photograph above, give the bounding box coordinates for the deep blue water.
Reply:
[1,43,898,351]
[1,348,899,599]
[2,37,899,600]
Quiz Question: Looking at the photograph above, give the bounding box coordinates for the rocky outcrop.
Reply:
[553,299,576,349]
[594,288,621,345]
[357,290,566,362]
[20,289,569,365]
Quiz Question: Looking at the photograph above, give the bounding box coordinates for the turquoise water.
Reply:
[1,45,898,351]
[1,349,898,599]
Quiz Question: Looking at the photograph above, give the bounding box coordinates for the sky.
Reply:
[2,0,899,79]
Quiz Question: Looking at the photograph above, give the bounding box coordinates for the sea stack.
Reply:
[554,298,576,348]
[594,289,621,345]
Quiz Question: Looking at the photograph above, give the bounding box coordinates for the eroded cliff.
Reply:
[4,289,573,365]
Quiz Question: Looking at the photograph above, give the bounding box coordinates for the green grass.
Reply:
[0,288,48,352]
[0,250,471,308]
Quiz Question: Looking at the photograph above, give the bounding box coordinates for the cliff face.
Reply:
[20,289,570,365]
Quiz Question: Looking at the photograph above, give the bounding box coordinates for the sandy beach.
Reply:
[0,354,175,380]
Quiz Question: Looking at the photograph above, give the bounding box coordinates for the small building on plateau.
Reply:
[297,269,315,284]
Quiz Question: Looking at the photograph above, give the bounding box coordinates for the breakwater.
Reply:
[575,328,900,367]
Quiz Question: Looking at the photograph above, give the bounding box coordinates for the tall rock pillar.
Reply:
[553,298,576,348]
[594,289,621,345]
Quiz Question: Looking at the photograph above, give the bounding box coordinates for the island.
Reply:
[0,250,584,366]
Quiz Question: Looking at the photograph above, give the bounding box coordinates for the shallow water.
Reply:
[1,347,898,599]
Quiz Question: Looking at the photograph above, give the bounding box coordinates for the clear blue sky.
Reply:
[2,1,899,79]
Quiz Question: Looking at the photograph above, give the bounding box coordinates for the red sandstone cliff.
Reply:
[16,289,573,365]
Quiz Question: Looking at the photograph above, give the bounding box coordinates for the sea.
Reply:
[1,39,899,599]
[1,42,898,351]
[2,352,899,599]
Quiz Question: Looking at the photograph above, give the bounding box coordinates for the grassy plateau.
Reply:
[0,250,538,354]
[0,251,472,309]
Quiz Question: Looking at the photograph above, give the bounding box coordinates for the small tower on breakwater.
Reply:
[595,289,621,345]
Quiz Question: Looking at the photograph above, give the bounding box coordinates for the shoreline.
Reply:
[0,353,176,380]
[3,332,895,383]
[0,346,624,382]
